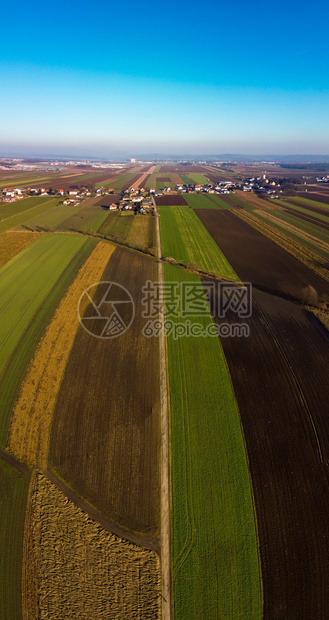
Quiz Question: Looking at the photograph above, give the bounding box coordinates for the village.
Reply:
[1,169,323,209]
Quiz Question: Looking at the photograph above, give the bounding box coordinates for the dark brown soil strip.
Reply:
[282,206,329,231]
[49,247,160,539]
[196,209,329,304]
[139,174,151,189]
[205,283,329,619]
[155,195,187,206]
[286,199,329,217]
[296,192,329,205]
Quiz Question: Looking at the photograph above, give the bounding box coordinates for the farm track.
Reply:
[44,468,160,552]
[129,166,156,190]
[0,446,29,476]
[155,205,171,619]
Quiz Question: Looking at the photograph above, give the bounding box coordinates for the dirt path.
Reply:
[0,447,30,476]
[45,468,160,553]
[155,203,171,619]
[129,165,156,190]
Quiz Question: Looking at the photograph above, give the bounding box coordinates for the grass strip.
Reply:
[0,235,95,446]
[158,205,239,279]
[165,264,262,619]
[0,458,30,620]
[7,242,115,468]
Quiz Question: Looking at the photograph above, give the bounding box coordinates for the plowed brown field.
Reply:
[197,209,329,304]
[296,192,329,205]
[207,286,329,619]
[49,247,160,539]
[282,205,329,231]
[286,199,329,217]
[155,195,187,206]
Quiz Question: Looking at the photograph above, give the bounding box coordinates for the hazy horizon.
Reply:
[1,0,328,155]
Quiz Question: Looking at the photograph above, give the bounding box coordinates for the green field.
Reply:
[99,212,156,253]
[179,173,209,185]
[184,193,231,209]
[246,209,329,259]
[0,458,30,620]
[98,211,134,239]
[17,199,107,234]
[158,205,238,279]
[104,171,141,190]
[164,264,262,619]
[288,195,329,210]
[0,196,55,221]
[273,199,329,224]
[0,234,96,445]
[0,175,54,188]
[270,209,329,242]
[0,198,61,234]
[17,201,83,231]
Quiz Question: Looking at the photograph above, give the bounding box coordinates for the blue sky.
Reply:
[1,0,328,155]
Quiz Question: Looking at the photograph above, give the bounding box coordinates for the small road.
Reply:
[45,468,160,554]
[154,202,172,619]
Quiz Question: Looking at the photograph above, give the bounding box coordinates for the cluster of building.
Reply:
[173,181,237,195]
[315,176,329,183]
[1,186,93,204]
[241,174,281,198]
[98,188,153,213]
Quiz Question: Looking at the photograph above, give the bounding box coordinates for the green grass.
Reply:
[184,193,231,209]
[0,196,54,221]
[0,234,96,445]
[164,264,262,619]
[270,209,329,243]
[18,199,110,234]
[98,212,134,240]
[158,205,238,279]
[244,209,329,259]
[17,201,83,231]
[181,172,209,185]
[105,171,140,190]
[288,195,329,210]
[0,458,30,620]
[144,172,158,189]
[274,199,329,223]
[0,175,54,188]
[0,198,61,234]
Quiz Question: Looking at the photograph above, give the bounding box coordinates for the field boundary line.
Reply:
[0,447,30,476]
[233,209,329,283]
[155,202,172,619]
[1,197,58,226]
[44,468,160,553]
